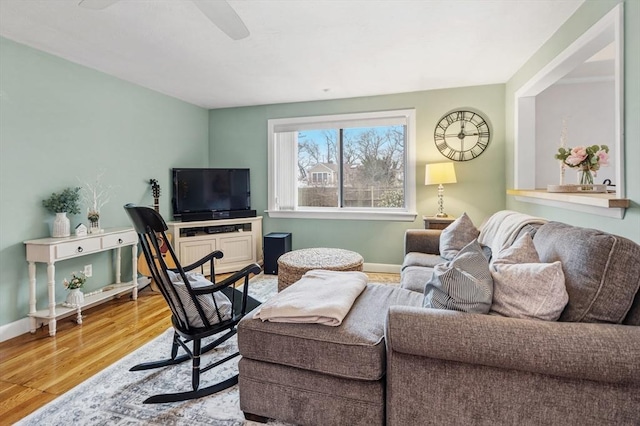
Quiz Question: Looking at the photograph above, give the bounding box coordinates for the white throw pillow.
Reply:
[439,212,480,260]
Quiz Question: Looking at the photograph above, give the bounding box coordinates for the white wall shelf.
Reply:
[507,189,629,218]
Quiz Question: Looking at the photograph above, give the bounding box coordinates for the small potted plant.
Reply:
[42,187,81,237]
[63,271,87,307]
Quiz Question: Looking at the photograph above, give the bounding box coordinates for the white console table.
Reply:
[24,227,138,336]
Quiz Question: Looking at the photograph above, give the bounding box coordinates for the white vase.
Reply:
[52,212,71,238]
[65,288,84,307]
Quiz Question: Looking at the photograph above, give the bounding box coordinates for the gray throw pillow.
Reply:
[489,233,568,321]
[439,212,480,260]
[492,233,540,265]
[490,261,567,321]
[424,239,493,314]
[167,271,232,328]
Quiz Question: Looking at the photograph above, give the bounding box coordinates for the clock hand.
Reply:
[457,120,468,140]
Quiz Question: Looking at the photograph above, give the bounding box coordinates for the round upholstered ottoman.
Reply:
[277,248,364,291]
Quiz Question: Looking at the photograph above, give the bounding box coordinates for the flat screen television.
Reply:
[172,168,255,222]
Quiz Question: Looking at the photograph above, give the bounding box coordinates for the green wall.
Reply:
[209,85,506,265]
[0,37,209,328]
[505,0,640,242]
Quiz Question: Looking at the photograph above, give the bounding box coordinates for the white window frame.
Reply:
[267,109,417,221]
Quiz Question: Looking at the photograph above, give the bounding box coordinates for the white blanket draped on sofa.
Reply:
[478,210,548,255]
[253,269,368,326]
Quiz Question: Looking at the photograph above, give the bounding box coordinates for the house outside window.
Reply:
[267,109,417,221]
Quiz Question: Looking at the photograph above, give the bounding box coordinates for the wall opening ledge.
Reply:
[507,189,629,219]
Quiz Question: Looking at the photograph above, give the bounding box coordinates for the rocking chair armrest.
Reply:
[216,263,263,289]
[179,250,225,272]
[189,263,262,295]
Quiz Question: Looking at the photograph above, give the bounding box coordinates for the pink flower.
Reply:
[565,154,585,166]
[571,146,587,158]
[597,150,609,166]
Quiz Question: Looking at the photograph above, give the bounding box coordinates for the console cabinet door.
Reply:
[218,235,255,266]
[179,239,217,276]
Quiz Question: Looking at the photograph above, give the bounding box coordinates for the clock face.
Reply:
[434,110,490,161]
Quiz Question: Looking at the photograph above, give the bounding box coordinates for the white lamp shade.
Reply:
[425,162,457,185]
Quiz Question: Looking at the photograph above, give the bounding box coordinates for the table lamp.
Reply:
[425,162,457,217]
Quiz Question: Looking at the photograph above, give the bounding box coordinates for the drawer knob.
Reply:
[118,238,123,244]
[77,246,83,253]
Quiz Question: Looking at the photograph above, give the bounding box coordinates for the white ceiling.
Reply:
[0,0,585,109]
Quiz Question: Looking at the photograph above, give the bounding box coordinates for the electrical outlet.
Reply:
[84,264,93,277]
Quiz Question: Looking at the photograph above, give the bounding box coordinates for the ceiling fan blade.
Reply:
[192,0,250,40]
[78,0,120,10]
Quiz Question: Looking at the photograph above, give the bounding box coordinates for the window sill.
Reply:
[265,209,418,221]
[507,189,630,219]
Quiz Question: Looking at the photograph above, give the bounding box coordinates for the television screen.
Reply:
[172,168,251,220]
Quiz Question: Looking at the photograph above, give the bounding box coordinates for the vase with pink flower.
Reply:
[554,144,609,191]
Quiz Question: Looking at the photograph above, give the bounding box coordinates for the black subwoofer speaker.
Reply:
[264,232,292,275]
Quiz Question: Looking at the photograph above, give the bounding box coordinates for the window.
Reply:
[267,109,417,220]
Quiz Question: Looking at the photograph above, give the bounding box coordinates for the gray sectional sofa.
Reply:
[238,211,640,425]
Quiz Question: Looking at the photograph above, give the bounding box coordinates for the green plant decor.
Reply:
[42,187,82,214]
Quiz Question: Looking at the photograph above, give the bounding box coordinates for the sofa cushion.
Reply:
[402,252,444,269]
[424,239,493,314]
[534,222,640,323]
[238,284,423,381]
[400,265,434,293]
[439,212,479,260]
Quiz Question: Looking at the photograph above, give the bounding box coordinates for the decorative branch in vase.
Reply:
[558,116,569,185]
[79,171,114,234]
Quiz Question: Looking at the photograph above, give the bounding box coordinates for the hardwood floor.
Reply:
[0,271,400,423]
[0,286,171,424]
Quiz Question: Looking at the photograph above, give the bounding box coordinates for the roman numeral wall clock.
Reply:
[434,110,491,161]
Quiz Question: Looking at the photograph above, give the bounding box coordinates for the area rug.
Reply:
[17,273,399,426]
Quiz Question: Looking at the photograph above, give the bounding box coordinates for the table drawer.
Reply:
[56,238,101,259]
[102,231,137,249]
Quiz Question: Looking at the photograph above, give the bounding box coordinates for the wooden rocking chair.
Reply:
[124,204,262,403]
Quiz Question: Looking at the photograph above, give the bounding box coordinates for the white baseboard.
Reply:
[363,263,401,274]
[0,317,32,342]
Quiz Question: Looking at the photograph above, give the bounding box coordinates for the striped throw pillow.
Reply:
[424,239,493,314]
[167,271,232,328]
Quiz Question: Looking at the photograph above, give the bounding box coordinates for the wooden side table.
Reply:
[423,216,456,230]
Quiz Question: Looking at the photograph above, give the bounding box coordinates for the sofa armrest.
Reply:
[386,305,640,384]
[404,229,441,255]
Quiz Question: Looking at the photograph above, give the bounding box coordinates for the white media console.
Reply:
[166,216,263,276]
